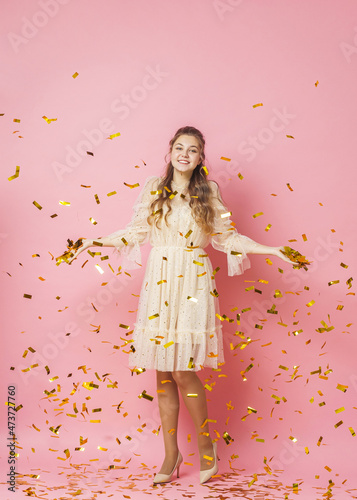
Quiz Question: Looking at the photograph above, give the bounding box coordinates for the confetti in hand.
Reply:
[56,238,86,265]
[280,246,311,271]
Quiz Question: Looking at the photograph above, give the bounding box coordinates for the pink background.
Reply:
[1,1,357,498]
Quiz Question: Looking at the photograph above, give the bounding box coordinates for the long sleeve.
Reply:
[107,175,159,270]
[209,181,261,276]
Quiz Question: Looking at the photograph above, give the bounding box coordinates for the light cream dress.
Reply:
[107,176,259,372]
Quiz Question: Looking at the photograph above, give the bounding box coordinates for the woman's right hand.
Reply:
[67,238,93,264]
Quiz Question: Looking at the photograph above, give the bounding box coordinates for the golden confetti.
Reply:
[94,194,100,204]
[33,201,42,210]
[23,294,32,299]
[302,234,307,241]
[13,118,21,123]
[253,212,263,218]
[328,280,339,286]
[336,383,348,393]
[42,115,57,124]
[286,135,295,139]
[286,183,294,191]
[59,200,70,206]
[220,156,231,161]
[221,211,232,218]
[89,217,97,225]
[139,390,153,401]
[124,182,140,189]
[187,296,198,303]
[8,165,20,181]
[315,80,319,87]
[187,394,198,398]
[107,191,117,196]
[265,224,272,232]
[108,132,120,139]
[335,407,345,413]
[72,72,79,78]
[188,357,195,369]
[334,420,343,428]
[280,246,311,271]
[164,341,174,348]
[253,103,263,108]
[202,165,209,175]
[95,264,104,274]
[237,172,244,180]
[306,300,315,307]
[148,313,159,320]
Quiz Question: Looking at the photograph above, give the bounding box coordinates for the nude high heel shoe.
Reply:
[153,451,183,484]
[200,441,218,484]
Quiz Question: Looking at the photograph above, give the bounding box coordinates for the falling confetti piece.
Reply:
[265,224,272,232]
[42,116,57,124]
[286,183,294,191]
[23,294,32,299]
[220,157,231,161]
[8,166,20,181]
[13,118,21,123]
[139,390,153,401]
[286,135,295,139]
[124,182,140,189]
[33,201,42,210]
[253,103,263,108]
[59,200,70,206]
[315,80,319,86]
[202,165,208,175]
[302,234,307,241]
[237,172,244,180]
[87,151,94,156]
[108,132,120,139]
[328,280,339,286]
[107,191,117,196]
[253,212,263,218]
[72,72,79,78]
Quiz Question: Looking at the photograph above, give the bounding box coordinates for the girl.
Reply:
[63,126,296,484]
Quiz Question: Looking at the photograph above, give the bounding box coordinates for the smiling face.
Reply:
[170,134,202,175]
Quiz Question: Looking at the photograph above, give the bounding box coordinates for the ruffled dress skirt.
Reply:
[128,244,225,372]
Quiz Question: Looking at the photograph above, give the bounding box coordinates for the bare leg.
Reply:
[172,371,214,471]
[156,370,180,475]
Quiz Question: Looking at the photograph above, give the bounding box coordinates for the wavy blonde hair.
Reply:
[147,126,219,235]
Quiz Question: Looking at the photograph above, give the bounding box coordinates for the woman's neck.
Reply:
[172,170,192,187]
